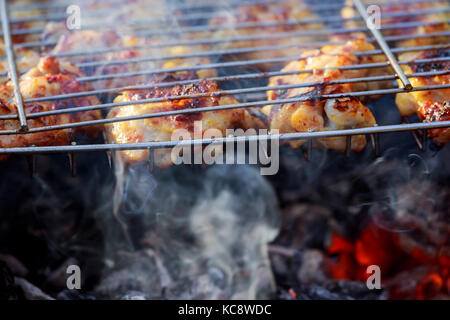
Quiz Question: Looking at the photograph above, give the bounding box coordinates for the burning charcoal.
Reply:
[293,281,385,300]
[0,261,17,300]
[386,266,445,300]
[46,258,79,290]
[276,204,333,250]
[14,277,54,300]
[297,250,328,285]
[0,254,28,278]
[56,289,96,300]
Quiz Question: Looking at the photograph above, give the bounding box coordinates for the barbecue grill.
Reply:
[0,0,449,169]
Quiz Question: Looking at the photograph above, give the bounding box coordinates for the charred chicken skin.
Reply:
[396,49,450,145]
[105,72,257,168]
[209,1,325,70]
[264,39,381,152]
[0,57,102,152]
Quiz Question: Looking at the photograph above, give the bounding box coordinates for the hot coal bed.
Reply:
[0,0,449,301]
[1,104,448,300]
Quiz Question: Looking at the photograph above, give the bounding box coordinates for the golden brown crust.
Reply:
[0,57,102,152]
[396,48,450,145]
[265,40,380,152]
[105,73,253,167]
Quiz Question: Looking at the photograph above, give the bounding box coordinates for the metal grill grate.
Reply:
[0,0,449,162]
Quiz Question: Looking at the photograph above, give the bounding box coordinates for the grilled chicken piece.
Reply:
[264,39,381,152]
[1,0,47,43]
[340,0,449,47]
[396,48,450,145]
[209,1,325,70]
[0,44,40,83]
[0,57,102,153]
[45,28,217,91]
[105,72,257,168]
[45,30,151,90]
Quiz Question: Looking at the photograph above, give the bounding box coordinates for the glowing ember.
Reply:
[326,220,450,300]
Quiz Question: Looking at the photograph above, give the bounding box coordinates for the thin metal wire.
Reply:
[11,5,450,50]
[0,0,28,131]
[19,9,446,57]
[10,53,441,107]
[4,0,448,40]
[12,65,448,120]
[0,84,448,136]
[2,31,447,80]
[73,50,450,84]
[73,22,450,70]
[6,0,444,12]
[353,0,413,90]
[1,120,449,155]
[0,56,445,122]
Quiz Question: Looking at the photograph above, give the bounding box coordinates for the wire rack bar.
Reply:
[2,40,446,80]
[13,54,447,109]
[7,0,443,12]
[13,7,446,55]
[352,0,413,90]
[4,1,449,39]
[9,6,450,51]
[72,35,449,73]
[15,54,448,111]
[5,70,445,121]
[5,55,445,116]
[7,51,441,107]
[72,50,450,84]
[1,120,449,156]
[0,84,448,136]
[0,0,28,131]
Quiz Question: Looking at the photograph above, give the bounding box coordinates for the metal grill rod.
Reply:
[4,70,446,122]
[87,41,438,66]
[17,45,448,103]
[0,84,448,136]
[7,0,347,25]
[133,15,450,38]
[17,56,449,107]
[7,0,444,13]
[1,120,449,156]
[0,0,27,131]
[5,1,448,39]
[16,52,450,105]
[73,36,449,71]
[7,0,447,26]
[5,32,448,82]
[33,23,450,62]
[3,40,446,79]
[74,52,450,84]
[10,7,450,51]
[353,0,413,90]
